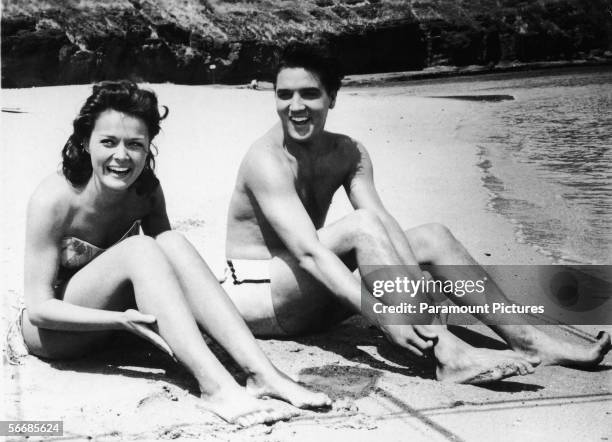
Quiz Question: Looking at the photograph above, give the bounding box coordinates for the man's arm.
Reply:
[344,142,440,350]
[344,142,418,265]
[244,146,363,309]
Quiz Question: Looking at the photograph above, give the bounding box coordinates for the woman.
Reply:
[19,80,330,426]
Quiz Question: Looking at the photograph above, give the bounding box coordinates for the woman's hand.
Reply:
[120,309,175,360]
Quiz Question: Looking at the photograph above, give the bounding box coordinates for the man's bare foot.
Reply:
[199,386,297,427]
[433,330,537,384]
[506,328,611,367]
[436,346,536,384]
[246,369,332,409]
[383,324,536,384]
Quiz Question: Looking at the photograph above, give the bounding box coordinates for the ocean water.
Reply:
[387,67,612,264]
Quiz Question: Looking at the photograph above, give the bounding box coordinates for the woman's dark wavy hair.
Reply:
[61,80,168,195]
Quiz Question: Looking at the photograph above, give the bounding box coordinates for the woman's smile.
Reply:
[105,165,132,178]
[87,109,150,191]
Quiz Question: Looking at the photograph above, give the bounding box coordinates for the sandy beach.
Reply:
[2,84,610,441]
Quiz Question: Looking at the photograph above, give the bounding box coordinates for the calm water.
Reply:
[388,67,612,264]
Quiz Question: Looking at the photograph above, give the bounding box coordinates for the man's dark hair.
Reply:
[274,42,343,98]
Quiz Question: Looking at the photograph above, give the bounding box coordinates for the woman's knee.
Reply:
[118,235,171,271]
[155,230,186,246]
[122,234,160,252]
[155,230,199,257]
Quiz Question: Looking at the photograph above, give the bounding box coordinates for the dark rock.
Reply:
[126,24,152,43]
[310,9,335,20]
[136,41,177,82]
[274,9,308,23]
[58,44,77,64]
[2,27,71,86]
[156,23,191,45]
[331,5,352,19]
[1,16,36,38]
[326,24,427,73]
[1,0,610,87]
[353,4,379,19]
[60,49,97,84]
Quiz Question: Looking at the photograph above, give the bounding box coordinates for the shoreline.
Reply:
[342,58,612,87]
[203,58,612,92]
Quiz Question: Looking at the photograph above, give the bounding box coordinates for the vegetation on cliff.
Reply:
[2,0,611,87]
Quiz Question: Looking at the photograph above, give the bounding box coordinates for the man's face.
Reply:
[275,67,335,143]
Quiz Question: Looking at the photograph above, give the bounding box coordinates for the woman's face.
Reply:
[86,109,150,193]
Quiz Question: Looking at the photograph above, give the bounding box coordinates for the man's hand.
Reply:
[380,324,438,357]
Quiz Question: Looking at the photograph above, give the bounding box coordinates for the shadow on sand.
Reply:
[47,332,199,394]
[293,318,545,393]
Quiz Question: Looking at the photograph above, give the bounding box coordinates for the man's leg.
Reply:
[229,210,536,384]
[404,222,611,366]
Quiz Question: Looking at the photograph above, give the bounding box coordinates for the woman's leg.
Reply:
[22,235,294,426]
[154,231,331,408]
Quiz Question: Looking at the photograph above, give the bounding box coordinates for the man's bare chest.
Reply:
[293,166,345,220]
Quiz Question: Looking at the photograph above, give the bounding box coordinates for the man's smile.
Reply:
[289,115,310,125]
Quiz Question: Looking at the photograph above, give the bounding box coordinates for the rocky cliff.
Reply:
[2,0,611,87]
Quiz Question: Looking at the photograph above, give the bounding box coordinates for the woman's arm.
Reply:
[24,178,131,331]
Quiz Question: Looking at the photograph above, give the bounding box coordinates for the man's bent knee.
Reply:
[408,223,460,262]
[423,223,455,241]
[350,209,388,242]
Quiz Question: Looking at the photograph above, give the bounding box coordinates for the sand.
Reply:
[1,84,610,441]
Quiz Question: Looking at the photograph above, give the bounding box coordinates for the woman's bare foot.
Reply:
[434,332,537,384]
[246,369,332,409]
[199,386,297,427]
[506,328,611,367]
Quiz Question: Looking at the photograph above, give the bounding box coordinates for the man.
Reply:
[223,43,610,384]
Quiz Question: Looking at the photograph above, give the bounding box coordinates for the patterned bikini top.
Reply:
[60,220,141,269]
